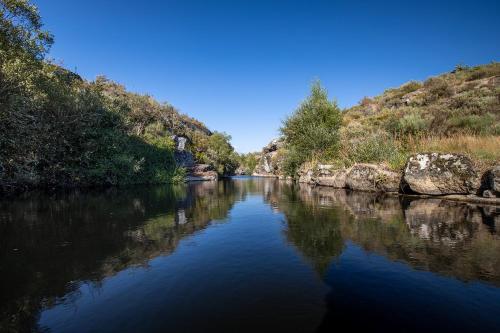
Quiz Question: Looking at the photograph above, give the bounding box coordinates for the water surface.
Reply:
[1,177,500,332]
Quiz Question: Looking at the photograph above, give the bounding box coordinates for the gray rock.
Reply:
[486,165,500,196]
[253,138,284,177]
[174,151,195,168]
[483,190,495,198]
[345,164,400,192]
[403,153,479,195]
[316,169,349,188]
[171,135,188,151]
[186,164,218,181]
[298,168,314,184]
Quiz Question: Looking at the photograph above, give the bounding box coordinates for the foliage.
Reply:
[275,63,499,174]
[236,152,259,174]
[203,132,239,175]
[0,0,230,192]
[0,0,53,58]
[280,81,342,176]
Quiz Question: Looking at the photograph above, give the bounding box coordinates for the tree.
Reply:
[0,0,53,58]
[206,132,238,175]
[280,81,342,175]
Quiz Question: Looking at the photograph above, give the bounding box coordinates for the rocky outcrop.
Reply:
[253,139,284,177]
[171,136,217,182]
[316,167,349,188]
[186,164,218,181]
[345,164,401,192]
[172,135,195,168]
[297,164,349,188]
[403,153,479,195]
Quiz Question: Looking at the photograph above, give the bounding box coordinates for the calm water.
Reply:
[1,177,500,333]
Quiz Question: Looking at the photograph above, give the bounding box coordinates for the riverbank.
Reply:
[253,152,500,206]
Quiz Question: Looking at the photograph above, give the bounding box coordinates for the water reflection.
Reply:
[283,185,500,283]
[0,177,499,332]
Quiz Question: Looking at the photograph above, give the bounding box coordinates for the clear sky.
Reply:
[34,0,500,153]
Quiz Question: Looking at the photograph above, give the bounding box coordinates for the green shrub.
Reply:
[396,113,428,135]
[280,81,342,174]
[400,81,423,94]
[465,62,500,81]
[447,113,498,134]
[282,147,304,177]
[424,77,453,101]
[205,132,239,175]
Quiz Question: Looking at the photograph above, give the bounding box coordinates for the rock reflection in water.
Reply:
[0,177,499,332]
[280,185,500,283]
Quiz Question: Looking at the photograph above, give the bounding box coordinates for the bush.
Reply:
[465,62,500,81]
[400,81,423,94]
[280,81,342,175]
[424,77,453,101]
[340,132,408,170]
[204,132,239,175]
[447,113,498,135]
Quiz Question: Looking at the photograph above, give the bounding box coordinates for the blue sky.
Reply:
[34,0,500,153]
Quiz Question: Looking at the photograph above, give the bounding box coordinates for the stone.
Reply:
[483,190,495,198]
[487,165,500,196]
[172,135,195,168]
[174,151,195,168]
[186,164,218,181]
[345,164,401,192]
[253,138,284,177]
[171,135,188,151]
[315,169,349,188]
[298,168,314,184]
[403,153,479,195]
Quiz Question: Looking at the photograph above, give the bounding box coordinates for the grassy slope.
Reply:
[336,62,500,170]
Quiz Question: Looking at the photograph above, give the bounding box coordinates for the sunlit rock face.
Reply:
[403,153,479,195]
[186,164,218,181]
[253,139,284,177]
[315,167,349,188]
[345,164,400,192]
[172,136,195,168]
[297,165,349,188]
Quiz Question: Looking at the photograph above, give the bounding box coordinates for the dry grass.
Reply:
[407,135,500,170]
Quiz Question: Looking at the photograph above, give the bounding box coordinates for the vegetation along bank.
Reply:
[252,64,500,204]
[0,1,240,194]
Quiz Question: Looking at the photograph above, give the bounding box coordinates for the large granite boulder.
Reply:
[403,153,479,195]
[315,166,349,188]
[345,164,400,192]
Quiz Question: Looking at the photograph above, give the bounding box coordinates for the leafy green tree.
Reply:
[0,0,53,58]
[206,132,238,175]
[280,81,342,175]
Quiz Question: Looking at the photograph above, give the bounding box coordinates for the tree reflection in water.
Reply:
[0,177,498,332]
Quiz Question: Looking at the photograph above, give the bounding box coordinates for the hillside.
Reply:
[340,63,500,169]
[0,1,238,193]
[253,62,499,184]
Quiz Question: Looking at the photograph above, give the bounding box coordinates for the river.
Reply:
[1,177,499,332]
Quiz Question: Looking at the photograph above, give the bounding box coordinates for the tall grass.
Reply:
[405,135,500,170]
